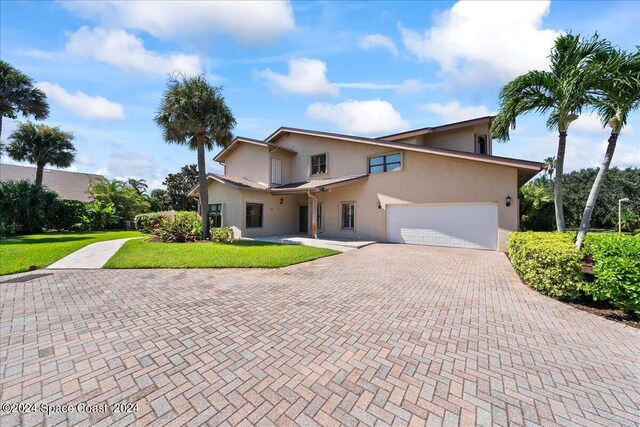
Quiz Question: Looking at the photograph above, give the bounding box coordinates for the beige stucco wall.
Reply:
[223,143,269,184]
[309,150,518,251]
[421,124,492,154]
[273,134,404,182]
[207,180,244,238]
[240,190,298,237]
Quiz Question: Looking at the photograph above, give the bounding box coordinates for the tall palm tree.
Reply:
[155,74,236,240]
[127,178,148,194]
[491,33,611,232]
[576,48,640,249]
[0,61,49,140]
[6,122,75,186]
[543,156,556,180]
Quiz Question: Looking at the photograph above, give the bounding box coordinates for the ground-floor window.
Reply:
[209,203,222,227]
[246,203,263,228]
[341,202,355,230]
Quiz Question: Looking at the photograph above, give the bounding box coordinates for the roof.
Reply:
[187,173,368,197]
[263,126,542,172]
[0,163,107,202]
[272,174,369,194]
[379,116,495,141]
[213,137,297,163]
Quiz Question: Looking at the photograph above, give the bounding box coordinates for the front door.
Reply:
[298,205,308,233]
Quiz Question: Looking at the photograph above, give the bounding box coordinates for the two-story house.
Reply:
[188,116,542,251]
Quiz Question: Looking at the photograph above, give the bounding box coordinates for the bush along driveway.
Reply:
[508,232,640,323]
[0,231,145,275]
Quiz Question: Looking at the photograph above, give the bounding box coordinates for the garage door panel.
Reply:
[387,203,497,250]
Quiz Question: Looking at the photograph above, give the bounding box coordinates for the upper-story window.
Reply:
[271,158,282,185]
[368,153,401,174]
[311,154,327,175]
[476,135,488,155]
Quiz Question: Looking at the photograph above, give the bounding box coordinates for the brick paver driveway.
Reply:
[1,244,639,426]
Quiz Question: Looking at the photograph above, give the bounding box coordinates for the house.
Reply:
[0,163,107,202]
[188,117,543,251]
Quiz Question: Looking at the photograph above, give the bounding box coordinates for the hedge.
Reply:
[134,212,168,233]
[583,234,640,314]
[508,232,584,300]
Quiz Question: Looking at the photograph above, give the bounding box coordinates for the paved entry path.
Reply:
[2,244,639,426]
[46,238,137,269]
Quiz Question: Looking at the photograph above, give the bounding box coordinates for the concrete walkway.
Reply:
[249,234,376,252]
[46,238,137,269]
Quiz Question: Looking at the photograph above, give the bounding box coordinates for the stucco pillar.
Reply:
[309,192,318,239]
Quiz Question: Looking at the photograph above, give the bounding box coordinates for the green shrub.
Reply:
[152,211,202,242]
[211,227,233,242]
[51,200,87,230]
[508,232,584,300]
[82,200,120,230]
[0,180,60,233]
[582,234,640,314]
[134,212,167,233]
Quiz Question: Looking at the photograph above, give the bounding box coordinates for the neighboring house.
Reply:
[189,116,543,251]
[0,163,107,202]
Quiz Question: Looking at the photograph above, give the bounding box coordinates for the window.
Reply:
[209,203,222,228]
[317,203,323,229]
[271,158,282,185]
[476,135,488,154]
[311,154,327,175]
[368,153,401,174]
[246,203,263,228]
[341,203,355,230]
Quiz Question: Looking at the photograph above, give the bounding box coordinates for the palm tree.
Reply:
[155,74,236,239]
[543,156,556,180]
[491,33,611,232]
[576,48,640,249]
[127,178,148,194]
[89,179,151,221]
[0,61,49,140]
[6,122,76,186]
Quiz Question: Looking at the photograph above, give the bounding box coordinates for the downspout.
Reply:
[307,190,318,239]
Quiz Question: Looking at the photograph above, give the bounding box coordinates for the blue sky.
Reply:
[1,0,638,189]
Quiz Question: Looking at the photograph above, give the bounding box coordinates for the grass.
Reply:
[104,239,339,269]
[0,231,145,275]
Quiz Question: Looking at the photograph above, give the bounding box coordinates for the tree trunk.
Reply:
[554,131,567,232]
[0,116,3,141]
[196,140,210,240]
[35,161,45,187]
[575,132,619,250]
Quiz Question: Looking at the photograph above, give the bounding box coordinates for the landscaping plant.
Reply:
[583,234,640,314]
[0,179,60,233]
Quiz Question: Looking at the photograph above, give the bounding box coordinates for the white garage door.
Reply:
[386,203,498,250]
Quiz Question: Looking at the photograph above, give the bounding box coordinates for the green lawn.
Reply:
[0,231,145,275]
[104,239,339,269]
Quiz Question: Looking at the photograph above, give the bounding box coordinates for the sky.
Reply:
[1,0,638,190]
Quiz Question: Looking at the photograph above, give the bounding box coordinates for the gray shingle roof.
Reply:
[0,164,107,202]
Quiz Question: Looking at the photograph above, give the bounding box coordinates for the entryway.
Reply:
[298,205,308,233]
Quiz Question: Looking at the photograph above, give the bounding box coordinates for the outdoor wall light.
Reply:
[377,201,382,209]
[280,198,284,205]
[506,195,512,207]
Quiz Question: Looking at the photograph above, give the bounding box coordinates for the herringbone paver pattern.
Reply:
[1,244,639,426]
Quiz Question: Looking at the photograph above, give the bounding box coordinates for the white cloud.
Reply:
[359,34,399,56]
[306,99,409,135]
[399,1,559,84]
[37,82,125,120]
[419,101,492,123]
[335,79,433,94]
[61,1,295,44]
[66,27,202,76]
[258,58,339,97]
